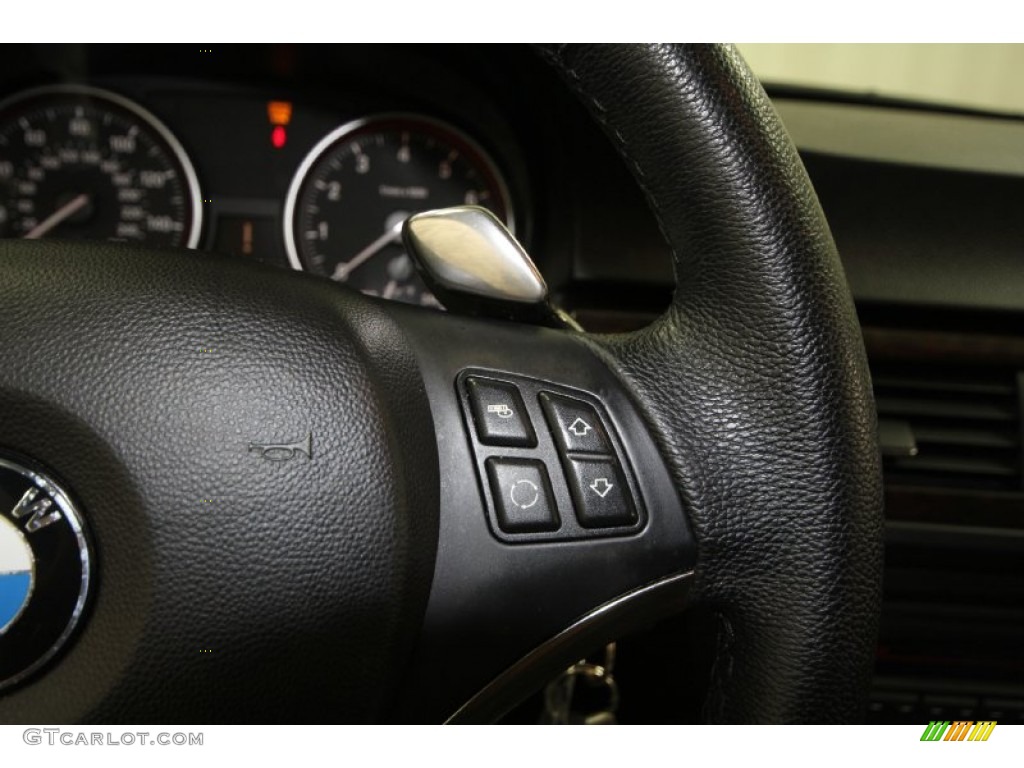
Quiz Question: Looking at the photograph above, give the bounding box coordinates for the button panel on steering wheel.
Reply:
[458,370,646,543]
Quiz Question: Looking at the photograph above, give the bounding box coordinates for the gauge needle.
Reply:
[23,194,90,239]
[332,220,403,281]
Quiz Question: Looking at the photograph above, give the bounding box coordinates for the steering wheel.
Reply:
[0,44,882,723]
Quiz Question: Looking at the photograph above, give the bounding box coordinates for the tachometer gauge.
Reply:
[0,85,201,247]
[283,114,514,307]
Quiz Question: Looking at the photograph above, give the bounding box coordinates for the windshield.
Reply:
[737,43,1024,117]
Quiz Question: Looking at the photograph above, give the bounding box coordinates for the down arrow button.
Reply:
[566,457,637,529]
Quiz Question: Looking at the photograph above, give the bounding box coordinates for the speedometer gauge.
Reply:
[283,114,514,307]
[0,85,201,247]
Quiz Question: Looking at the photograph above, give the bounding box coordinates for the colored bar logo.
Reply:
[920,721,997,741]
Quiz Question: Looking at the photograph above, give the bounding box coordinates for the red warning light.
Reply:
[271,125,287,149]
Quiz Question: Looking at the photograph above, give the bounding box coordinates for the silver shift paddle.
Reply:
[402,206,581,330]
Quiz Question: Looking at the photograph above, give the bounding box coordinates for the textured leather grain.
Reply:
[0,241,439,722]
[541,44,884,722]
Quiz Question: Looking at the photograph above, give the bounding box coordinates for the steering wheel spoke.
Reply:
[380,304,696,721]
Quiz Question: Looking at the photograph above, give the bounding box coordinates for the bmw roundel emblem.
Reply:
[0,454,92,692]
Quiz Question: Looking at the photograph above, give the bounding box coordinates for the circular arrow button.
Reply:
[510,479,540,509]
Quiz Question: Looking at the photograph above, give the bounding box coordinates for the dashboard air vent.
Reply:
[874,364,1023,491]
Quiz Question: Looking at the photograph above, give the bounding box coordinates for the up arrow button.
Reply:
[539,392,612,454]
[568,418,592,437]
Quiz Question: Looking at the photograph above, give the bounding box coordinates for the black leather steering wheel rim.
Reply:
[539,44,884,722]
[0,43,883,724]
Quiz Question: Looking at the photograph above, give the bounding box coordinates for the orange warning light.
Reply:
[267,101,293,126]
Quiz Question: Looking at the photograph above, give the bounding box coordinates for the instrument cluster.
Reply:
[0,80,521,308]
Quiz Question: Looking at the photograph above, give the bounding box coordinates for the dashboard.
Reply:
[1,43,1022,724]
[775,94,1024,727]
[0,44,672,321]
